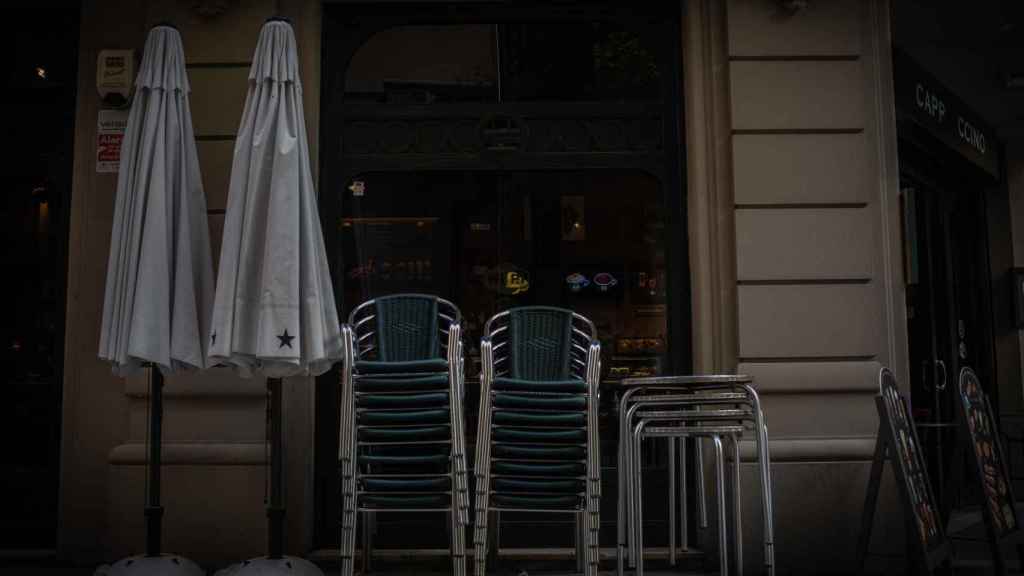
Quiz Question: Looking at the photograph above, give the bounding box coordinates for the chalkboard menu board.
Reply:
[879,371,944,551]
[958,369,1019,538]
[857,368,952,574]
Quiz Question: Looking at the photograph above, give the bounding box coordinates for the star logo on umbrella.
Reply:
[277,329,295,349]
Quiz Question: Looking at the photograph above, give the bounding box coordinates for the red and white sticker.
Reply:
[96,109,128,173]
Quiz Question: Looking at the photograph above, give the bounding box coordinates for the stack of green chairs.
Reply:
[339,294,469,576]
[473,306,602,576]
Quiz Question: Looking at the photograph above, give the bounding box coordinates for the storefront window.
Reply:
[345,26,498,104]
[344,22,661,104]
[341,170,669,382]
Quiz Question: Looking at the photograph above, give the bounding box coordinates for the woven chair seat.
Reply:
[358,425,450,442]
[493,428,586,443]
[493,461,585,477]
[493,410,585,426]
[354,373,449,391]
[359,494,450,508]
[355,359,450,374]
[358,408,450,426]
[362,477,451,492]
[493,377,586,393]
[493,444,586,460]
[491,494,581,510]
[357,392,449,408]
[358,453,449,465]
[494,393,586,410]
[493,478,583,493]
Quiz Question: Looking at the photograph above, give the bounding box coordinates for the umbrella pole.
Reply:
[267,377,285,559]
[145,364,164,557]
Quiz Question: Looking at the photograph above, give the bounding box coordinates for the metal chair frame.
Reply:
[473,308,602,576]
[339,295,468,576]
[616,376,775,576]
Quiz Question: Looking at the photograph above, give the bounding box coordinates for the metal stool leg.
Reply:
[731,434,743,576]
[633,423,645,576]
[697,432,709,529]
[757,412,775,576]
[712,436,728,576]
[680,437,689,552]
[669,437,677,566]
[617,406,628,576]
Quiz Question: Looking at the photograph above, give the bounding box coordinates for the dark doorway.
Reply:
[316,1,689,555]
[900,140,998,512]
[3,2,80,551]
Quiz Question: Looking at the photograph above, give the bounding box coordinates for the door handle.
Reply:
[935,359,947,391]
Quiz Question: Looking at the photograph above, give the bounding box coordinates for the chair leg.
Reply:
[340,387,357,576]
[713,436,728,576]
[586,477,601,576]
[473,481,488,576]
[450,366,470,528]
[451,503,465,576]
[473,393,493,576]
[340,499,355,576]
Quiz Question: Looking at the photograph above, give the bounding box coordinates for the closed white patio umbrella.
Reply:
[99,25,214,377]
[95,23,208,576]
[206,19,341,379]
[211,18,338,576]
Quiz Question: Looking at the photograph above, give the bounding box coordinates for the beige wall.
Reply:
[685,0,909,571]
[62,0,321,566]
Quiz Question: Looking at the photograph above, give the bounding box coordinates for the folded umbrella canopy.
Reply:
[208,19,341,378]
[99,25,214,376]
[95,24,207,576]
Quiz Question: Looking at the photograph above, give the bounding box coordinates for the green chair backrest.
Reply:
[506,306,575,381]
[374,295,441,362]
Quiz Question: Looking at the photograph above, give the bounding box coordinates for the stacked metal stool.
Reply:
[339,294,470,576]
[616,375,775,576]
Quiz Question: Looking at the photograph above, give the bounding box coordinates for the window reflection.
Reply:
[340,170,669,381]
[345,25,497,104]
[344,22,662,104]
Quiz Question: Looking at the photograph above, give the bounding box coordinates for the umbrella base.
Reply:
[95,554,205,576]
[213,556,325,576]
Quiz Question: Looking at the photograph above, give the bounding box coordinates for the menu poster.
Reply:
[879,378,944,551]
[959,371,1020,539]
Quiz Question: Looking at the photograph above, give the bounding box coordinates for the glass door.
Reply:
[902,165,995,511]
[337,169,670,550]
[317,1,688,553]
